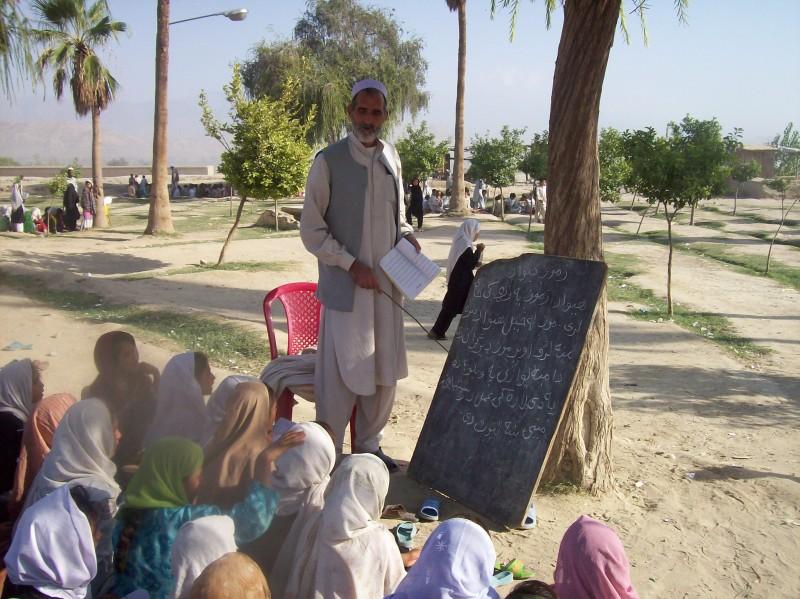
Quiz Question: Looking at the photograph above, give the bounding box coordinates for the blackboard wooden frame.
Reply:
[407,253,607,527]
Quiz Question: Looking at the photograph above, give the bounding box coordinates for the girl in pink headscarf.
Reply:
[553,515,639,599]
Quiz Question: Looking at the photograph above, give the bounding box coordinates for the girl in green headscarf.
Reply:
[113,433,304,599]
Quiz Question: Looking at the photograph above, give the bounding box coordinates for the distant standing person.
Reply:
[10,177,27,232]
[137,175,148,199]
[128,174,137,198]
[80,180,96,230]
[62,167,80,231]
[171,166,180,198]
[408,177,424,230]
[534,178,547,224]
[429,219,484,340]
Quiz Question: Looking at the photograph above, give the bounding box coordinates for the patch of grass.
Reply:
[605,252,770,362]
[638,231,800,292]
[694,219,727,230]
[121,260,297,281]
[703,204,799,228]
[0,270,268,373]
[746,230,800,249]
[538,481,581,495]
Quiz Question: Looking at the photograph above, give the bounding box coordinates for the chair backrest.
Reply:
[263,282,322,360]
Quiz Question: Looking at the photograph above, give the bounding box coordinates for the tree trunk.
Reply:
[666,203,675,316]
[689,201,695,225]
[145,0,174,234]
[274,198,279,232]
[635,203,649,236]
[766,195,797,274]
[449,3,468,214]
[541,0,619,494]
[91,107,108,228]
[628,191,637,209]
[733,184,739,215]
[499,186,504,222]
[218,195,247,265]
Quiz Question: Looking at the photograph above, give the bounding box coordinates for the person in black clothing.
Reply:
[62,181,80,231]
[429,219,484,340]
[408,177,424,230]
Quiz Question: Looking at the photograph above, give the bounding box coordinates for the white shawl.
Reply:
[170,515,237,599]
[270,422,336,599]
[148,352,207,444]
[25,398,120,509]
[6,485,97,599]
[0,358,33,421]
[291,453,404,599]
[446,219,480,282]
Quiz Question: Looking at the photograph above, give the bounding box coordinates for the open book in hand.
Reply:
[379,237,441,300]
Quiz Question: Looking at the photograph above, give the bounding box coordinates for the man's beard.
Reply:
[353,124,381,145]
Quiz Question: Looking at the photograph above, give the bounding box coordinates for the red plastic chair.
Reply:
[262,282,356,448]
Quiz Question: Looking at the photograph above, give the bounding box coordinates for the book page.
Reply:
[380,238,441,300]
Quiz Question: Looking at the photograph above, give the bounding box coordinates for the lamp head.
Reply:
[223,8,248,21]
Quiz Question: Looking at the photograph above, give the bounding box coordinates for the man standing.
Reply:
[300,79,419,471]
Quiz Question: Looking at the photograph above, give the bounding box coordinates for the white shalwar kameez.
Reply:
[301,134,412,453]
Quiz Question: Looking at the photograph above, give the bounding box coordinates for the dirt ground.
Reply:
[1,187,798,598]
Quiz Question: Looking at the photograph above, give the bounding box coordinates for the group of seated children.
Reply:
[0,332,638,599]
[170,182,232,200]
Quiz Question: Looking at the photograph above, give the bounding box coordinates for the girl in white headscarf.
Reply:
[170,515,237,599]
[23,398,121,597]
[5,485,98,599]
[147,352,216,445]
[291,453,407,599]
[0,359,45,495]
[385,518,500,599]
[429,219,484,340]
[253,422,335,597]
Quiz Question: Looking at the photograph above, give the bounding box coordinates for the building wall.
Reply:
[0,165,217,178]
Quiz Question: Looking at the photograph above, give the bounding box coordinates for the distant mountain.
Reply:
[1,119,222,166]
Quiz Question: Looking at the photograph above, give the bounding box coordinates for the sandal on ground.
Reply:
[418,497,441,522]
[393,521,417,550]
[497,558,534,580]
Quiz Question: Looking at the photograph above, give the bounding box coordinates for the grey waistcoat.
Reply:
[317,137,400,312]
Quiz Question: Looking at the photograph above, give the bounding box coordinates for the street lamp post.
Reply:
[145,3,247,235]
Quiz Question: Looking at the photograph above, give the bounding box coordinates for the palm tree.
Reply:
[446,0,468,214]
[33,0,126,228]
[491,0,689,494]
[145,0,173,234]
[1,0,34,97]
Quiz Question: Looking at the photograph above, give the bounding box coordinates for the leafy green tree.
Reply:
[395,121,449,184]
[598,127,630,203]
[241,0,428,146]
[669,115,731,225]
[771,122,800,177]
[519,130,548,181]
[33,0,126,228]
[467,126,526,221]
[1,0,34,97]
[764,178,797,274]
[623,126,684,315]
[730,159,760,215]
[200,64,314,265]
[48,163,82,197]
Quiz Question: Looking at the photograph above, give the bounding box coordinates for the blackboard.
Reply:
[407,253,606,526]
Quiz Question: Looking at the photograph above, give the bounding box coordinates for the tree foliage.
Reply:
[395,121,449,183]
[731,159,760,185]
[598,127,630,203]
[0,0,34,97]
[48,163,81,197]
[771,122,800,177]
[200,64,314,201]
[519,130,548,181]
[467,125,527,190]
[241,0,428,146]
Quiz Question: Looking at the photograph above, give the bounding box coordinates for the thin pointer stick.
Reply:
[377,288,449,353]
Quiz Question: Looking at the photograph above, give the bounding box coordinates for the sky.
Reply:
[1,0,799,165]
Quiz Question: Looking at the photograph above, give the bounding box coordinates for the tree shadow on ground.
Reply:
[8,249,167,275]
[611,362,800,428]
[690,465,800,484]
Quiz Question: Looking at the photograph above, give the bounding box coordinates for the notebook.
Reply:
[379,237,441,300]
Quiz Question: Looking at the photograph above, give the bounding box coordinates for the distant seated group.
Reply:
[172,182,231,200]
[0,331,639,599]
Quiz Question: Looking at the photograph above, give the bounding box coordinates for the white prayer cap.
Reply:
[351,78,387,101]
